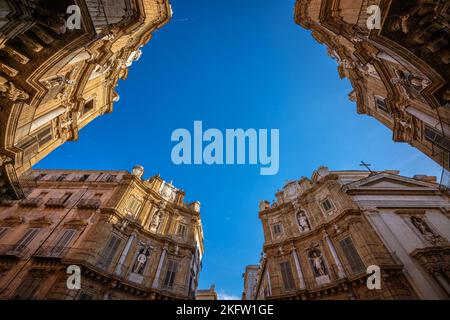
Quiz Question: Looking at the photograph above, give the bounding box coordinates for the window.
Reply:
[163,260,179,288]
[99,235,121,269]
[279,261,296,290]
[36,126,53,147]
[56,174,68,182]
[51,229,77,256]
[61,193,72,204]
[14,228,40,253]
[375,96,390,114]
[93,193,103,199]
[126,197,141,217]
[35,173,46,181]
[82,100,94,115]
[78,174,90,182]
[177,224,187,238]
[38,191,48,198]
[105,174,117,182]
[14,272,43,299]
[272,223,283,237]
[321,199,334,213]
[424,126,450,153]
[0,227,9,240]
[340,237,365,274]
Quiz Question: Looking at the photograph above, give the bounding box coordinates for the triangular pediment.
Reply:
[345,173,439,192]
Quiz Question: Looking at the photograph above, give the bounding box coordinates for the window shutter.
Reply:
[280,261,295,290]
[163,260,179,288]
[101,235,121,269]
[14,274,42,299]
[15,228,40,252]
[52,229,76,255]
[0,227,9,240]
[339,237,365,274]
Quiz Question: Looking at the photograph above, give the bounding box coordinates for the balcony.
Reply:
[45,198,67,208]
[0,244,29,259]
[33,246,70,259]
[77,199,101,210]
[19,197,42,208]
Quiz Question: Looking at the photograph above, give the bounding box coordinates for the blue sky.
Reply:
[36,0,441,299]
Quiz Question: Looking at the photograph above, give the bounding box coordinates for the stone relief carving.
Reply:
[0,76,29,101]
[411,216,444,245]
[0,155,13,167]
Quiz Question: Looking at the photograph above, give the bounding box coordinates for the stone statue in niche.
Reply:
[149,210,163,233]
[411,216,441,244]
[296,211,311,232]
[308,248,328,277]
[132,247,151,275]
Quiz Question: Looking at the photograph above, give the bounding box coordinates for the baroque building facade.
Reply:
[0,165,204,300]
[295,0,450,176]
[0,0,172,199]
[195,285,218,300]
[251,167,450,300]
[242,264,258,300]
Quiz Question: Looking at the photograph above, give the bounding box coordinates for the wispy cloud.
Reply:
[218,290,240,300]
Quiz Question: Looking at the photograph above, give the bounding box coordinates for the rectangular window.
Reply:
[51,229,77,256]
[78,174,90,182]
[279,261,296,290]
[14,273,42,299]
[35,173,46,181]
[56,174,68,182]
[272,223,282,236]
[163,260,179,288]
[375,97,390,114]
[177,224,187,238]
[14,228,40,253]
[0,227,9,240]
[340,237,365,274]
[99,235,121,269]
[126,197,141,217]
[36,126,53,147]
[105,174,117,182]
[321,199,334,212]
[82,100,94,115]
[61,193,72,204]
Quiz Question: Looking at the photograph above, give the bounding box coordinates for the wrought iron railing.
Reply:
[19,197,42,207]
[45,198,67,208]
[76,198,101,210]
[0,243,30,258]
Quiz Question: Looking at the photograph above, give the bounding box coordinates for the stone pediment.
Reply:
[344,174,440,192]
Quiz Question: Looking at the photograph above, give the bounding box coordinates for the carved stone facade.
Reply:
[295,0,450,171]
[251,167,450,300]
[0,165,204,300]
[0,0,172,199]
[195,285,218,300]
[242,264,259,300]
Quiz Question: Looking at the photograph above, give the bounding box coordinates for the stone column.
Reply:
[152,246,167,288]
[266,269,272,296]
[114,233,135,275]
[291,248,306,290]
[324,233,346,278]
